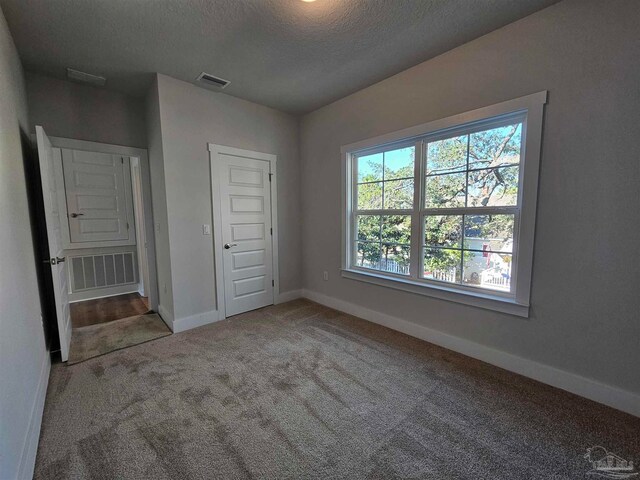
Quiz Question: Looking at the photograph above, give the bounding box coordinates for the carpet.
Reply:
[67,313,171,364]
[36,299,639,479]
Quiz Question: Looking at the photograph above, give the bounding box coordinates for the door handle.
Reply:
[70,213,84,218]
[44,256,65,266]
[224,243,238,249]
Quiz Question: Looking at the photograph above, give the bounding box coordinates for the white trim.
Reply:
[302,289,640,418]
[208,143,279,320]
[341,92,547,317]
[340,91,547,154]
[270,162,281,307]
[276,289,303,304]
[68,285,141,303]
[341,269,528,317]
[130,157,150,297]
[16,350,50,480]
[47,136,148,158]
[209,154,226,320]
[171,309,221,333]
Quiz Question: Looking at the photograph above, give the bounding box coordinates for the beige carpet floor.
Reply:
[36,299,639,479]
[68,313,171,364]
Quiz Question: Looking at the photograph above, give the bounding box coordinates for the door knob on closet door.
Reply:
[224,243,238,249]
[70,213,84,218]
[43,256,65,265]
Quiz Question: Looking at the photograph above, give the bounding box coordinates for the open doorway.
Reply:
[35,127,169,364]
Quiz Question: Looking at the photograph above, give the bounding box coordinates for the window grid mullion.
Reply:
[409,140,423,279]
[461,133,470,285]
[378,215,383,265]
[426,163,518,178]
[381,151,386,210]
[354,209,413,215]
[464,133,470,210]
[357,176,414,186]
[422,206,519,216]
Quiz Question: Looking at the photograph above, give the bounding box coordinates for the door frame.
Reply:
[130,157,150,297]
[44,136,159,312]
[208,143,279,320]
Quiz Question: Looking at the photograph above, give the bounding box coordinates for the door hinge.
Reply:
[268,173,273,182]
[272,279,274,287]
[270,227,273,235]
[121,157,124,164]
[126,222,129,230]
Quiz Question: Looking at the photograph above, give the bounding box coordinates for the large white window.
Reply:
[342,92,546,316]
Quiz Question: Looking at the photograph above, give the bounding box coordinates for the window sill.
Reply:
[341,268,529,317]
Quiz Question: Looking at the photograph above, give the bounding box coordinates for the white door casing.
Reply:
[210,145,278,318]
[36,126,72,361]
[131,158,149,297]
[61,149,135,245]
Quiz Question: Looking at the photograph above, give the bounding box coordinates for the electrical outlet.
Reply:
[323,271,329,281]
[203,224,211,235]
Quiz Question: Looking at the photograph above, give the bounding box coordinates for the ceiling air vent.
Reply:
[67,68,106,86]
[196,72,230,89]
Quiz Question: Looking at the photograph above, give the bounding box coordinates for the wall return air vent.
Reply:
[196,72,230,89]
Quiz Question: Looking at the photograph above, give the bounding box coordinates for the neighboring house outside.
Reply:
[462,237,512,291]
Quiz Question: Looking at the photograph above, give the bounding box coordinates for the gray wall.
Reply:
[0,6,47,479]
[145,77,175,322]
[150,74,301,323]
[300,0,640,396]
[25,71,146,148]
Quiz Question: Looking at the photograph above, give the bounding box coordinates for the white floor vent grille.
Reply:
[70,252,137,292]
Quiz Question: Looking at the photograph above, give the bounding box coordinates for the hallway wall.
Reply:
[0,5,49,479]
[25,71,146,148]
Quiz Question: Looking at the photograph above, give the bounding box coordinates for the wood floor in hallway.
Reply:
[70,293,150,328]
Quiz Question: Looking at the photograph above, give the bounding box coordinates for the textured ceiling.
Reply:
[1,0,559,113]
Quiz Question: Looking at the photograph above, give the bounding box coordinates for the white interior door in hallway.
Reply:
[61,149,135,246]
[36,126,72,361]
[210,145,278,318]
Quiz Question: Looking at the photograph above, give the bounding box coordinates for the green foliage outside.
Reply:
[356,148,414,271]
[356,123,521,280]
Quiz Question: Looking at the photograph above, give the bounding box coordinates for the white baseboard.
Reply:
[172,309,221,333]
[302,289,640,418]
[276,289,303,304]
[69,285,139,303]
[16,351,51,480]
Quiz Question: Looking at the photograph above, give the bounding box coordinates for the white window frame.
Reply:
[341,91,547,317]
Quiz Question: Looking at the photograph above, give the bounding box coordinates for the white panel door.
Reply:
[36,126,72,361]
[62,149,134,244]
[218,154,274,317]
